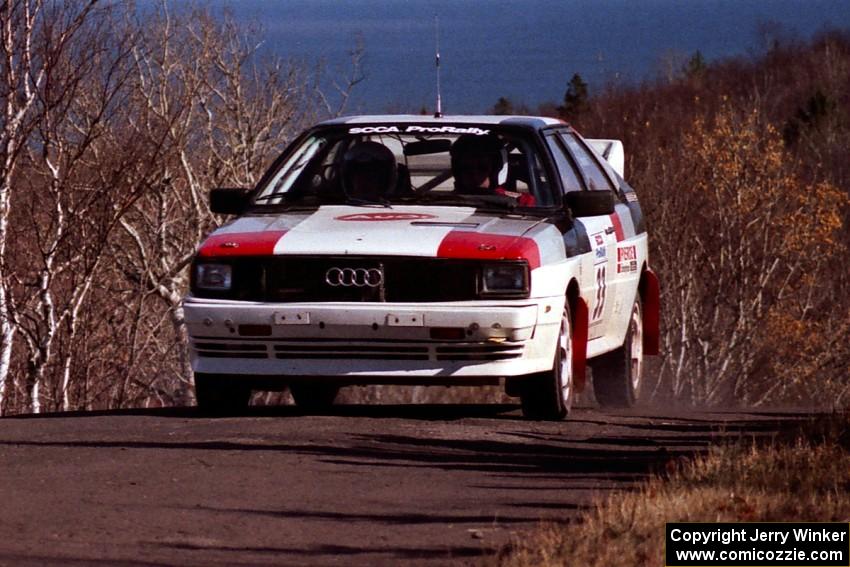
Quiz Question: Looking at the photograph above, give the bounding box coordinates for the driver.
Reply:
[450,134,535,206]
[341,141,397,201]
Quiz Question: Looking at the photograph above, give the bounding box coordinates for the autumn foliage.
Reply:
[569,33,850,406]
[651,108,847,405]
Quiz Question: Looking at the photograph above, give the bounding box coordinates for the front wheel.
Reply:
[520,305,574,420]
[194,373,252,416]
[592,297,643,407]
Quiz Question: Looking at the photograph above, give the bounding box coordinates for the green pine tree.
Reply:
[683,51,707,78]
[560,73,589,119]
[491,96,515,115]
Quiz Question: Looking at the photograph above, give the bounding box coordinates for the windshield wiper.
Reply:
[344,196,392,208]
[250,193,325,212]
[253,192,292,203]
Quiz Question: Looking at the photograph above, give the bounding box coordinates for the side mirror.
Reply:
[210,187,251,215]
[564,190,616,217]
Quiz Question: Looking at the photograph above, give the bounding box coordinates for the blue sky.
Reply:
[209,0,850,113]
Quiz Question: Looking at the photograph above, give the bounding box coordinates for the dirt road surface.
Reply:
[0,404,810,566]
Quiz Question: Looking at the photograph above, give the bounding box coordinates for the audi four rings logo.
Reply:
[334,212,436,221]
[325,267,384,287]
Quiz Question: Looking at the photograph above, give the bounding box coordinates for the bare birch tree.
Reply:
[11,7,183,412]
[0,1,361,414]
[107,5,313,406]
[0,0,100,414]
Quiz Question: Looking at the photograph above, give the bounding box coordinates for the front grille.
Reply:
[194,343,268,359]
[192,338,524,362]
[273,343,430,361]
[194,256,485,303]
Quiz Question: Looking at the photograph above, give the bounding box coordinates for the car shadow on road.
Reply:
[1,403,525,421]
[1,402,820,424]
[0,411,800,481]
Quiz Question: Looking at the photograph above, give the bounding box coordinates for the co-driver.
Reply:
[449,134,535,206]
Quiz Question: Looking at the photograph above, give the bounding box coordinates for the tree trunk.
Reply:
[0,179,13,416]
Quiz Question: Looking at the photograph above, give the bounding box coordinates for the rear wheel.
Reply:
[289,383,340,411]
[592,297,643,407]
[194,373,252,416]
[520,305,574,420]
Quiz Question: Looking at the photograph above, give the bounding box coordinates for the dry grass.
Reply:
[496,415,850,567]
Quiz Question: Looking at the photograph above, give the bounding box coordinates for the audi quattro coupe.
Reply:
[184,115,660,419]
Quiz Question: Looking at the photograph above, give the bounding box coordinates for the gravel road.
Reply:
[0,404,810,566]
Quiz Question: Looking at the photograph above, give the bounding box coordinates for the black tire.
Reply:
[592,297,644,408]
[289,383,340,411]
[194,373,252,416]
[520,305,574,420]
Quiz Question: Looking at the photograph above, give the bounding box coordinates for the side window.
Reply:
[545,134,585,194]
[559,133,614,192]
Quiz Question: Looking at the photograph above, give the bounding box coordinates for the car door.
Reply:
[544,132,617,341]
[560,130,644,343]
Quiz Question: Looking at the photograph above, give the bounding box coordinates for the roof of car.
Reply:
[319,114,565,130]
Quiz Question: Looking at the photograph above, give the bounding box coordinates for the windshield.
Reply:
[252,125,555,211]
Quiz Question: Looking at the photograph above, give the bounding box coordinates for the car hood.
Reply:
[197,205,551,268]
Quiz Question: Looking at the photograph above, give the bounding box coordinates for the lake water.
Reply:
[212,0,850,114]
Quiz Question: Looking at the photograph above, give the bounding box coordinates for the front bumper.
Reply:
[183,296,565,379]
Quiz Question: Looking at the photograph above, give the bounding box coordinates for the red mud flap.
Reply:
[571,297,589,392]
[641,268,661,355]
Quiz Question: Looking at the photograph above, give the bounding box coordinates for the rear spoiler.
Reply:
[586,139,625,179]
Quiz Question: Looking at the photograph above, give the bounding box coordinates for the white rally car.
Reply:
[184,115,659,419]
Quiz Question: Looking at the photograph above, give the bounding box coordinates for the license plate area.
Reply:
[273,311,311,325]
[386,313,425,327]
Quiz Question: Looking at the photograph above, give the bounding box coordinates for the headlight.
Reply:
[480,263,529,297]
[194,263,233,291]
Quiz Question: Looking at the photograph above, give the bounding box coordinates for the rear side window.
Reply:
[559,133,614,192]
[545,134,584,194]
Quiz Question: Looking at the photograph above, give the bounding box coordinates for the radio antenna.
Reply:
[434,15,443,118]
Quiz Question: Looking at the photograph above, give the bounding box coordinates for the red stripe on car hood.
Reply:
[197,230,288,258]
[437,231,541,269]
